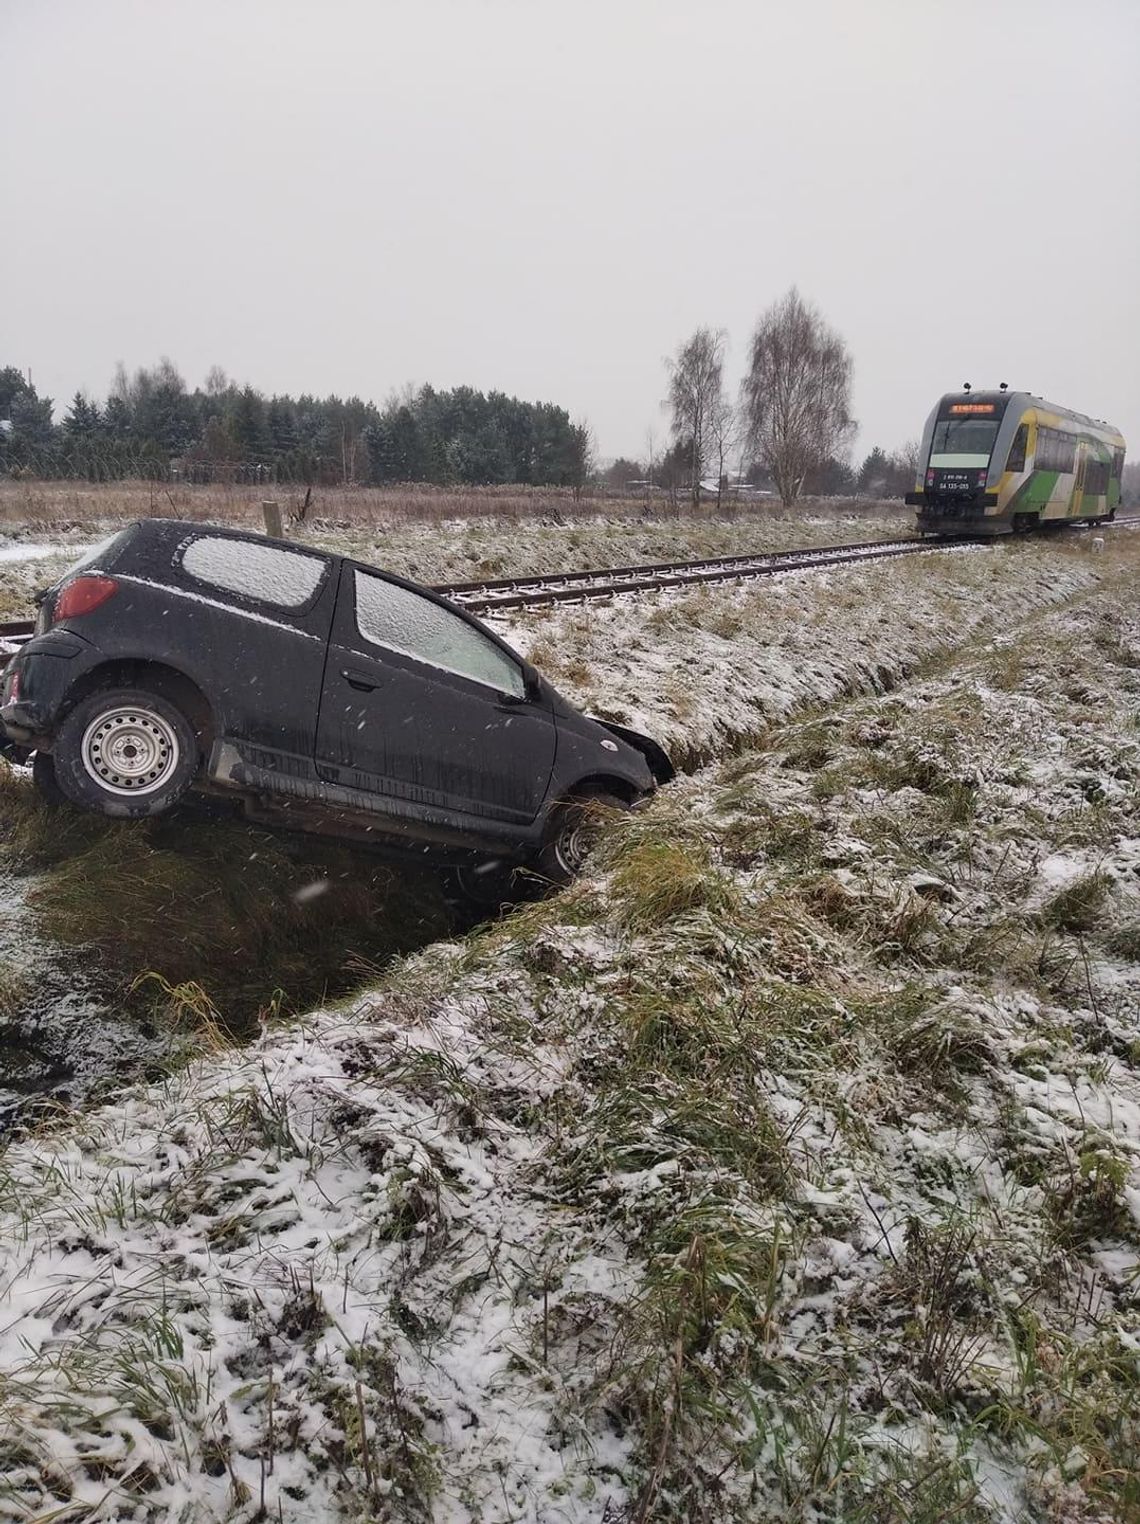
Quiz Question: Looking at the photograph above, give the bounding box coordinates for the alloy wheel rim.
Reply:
[80,707,180,796]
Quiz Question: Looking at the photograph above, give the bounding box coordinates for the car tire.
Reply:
[32,750,68,807]
[52,687,199,818]
[533,791,629,887]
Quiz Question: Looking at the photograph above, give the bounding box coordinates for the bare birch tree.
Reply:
[664,326,726,509]
[708,394,737,510]
[740,290,854,506]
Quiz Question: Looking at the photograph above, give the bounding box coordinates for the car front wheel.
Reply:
[52,687,199,818]
[534,791,629,886]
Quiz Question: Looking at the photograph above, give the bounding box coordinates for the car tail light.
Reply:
[925,469,935,486]
[977,470,987,486]
[54,574,119,621]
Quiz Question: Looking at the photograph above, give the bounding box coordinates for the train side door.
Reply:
[1071,443,1087,519]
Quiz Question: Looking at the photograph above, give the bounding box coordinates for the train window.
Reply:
[1084,459,1109,495]
[930,418,1000,464]
[1036,427,1075,474]
[1005,424,1028,473]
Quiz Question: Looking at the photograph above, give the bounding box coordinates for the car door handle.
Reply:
[341,668,380,692]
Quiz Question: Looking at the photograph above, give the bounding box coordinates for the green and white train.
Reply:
[905,387,1126,536]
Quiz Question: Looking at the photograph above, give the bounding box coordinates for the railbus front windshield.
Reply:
[929,418,1000,468]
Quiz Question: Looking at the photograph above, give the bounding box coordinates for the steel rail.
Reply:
[445,512,1140,613]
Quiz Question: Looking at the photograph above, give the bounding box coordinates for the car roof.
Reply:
[129,518,529,664]
[133,517,338,558]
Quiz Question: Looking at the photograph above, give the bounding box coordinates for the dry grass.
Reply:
[0,478,909,532]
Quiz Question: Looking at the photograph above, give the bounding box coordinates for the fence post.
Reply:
[261,500,284,538]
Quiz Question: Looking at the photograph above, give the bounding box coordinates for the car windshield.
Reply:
[929,419,999,468]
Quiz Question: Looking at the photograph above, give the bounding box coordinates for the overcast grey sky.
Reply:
[4,0,1138,462]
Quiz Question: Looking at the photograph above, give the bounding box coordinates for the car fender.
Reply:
[588,717,675,784]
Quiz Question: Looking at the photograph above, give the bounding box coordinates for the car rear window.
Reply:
[62,529,130,577]
[180,535,328,609]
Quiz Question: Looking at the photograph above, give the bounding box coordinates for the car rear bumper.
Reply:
[0,699,51,743]
[0,631,96,743]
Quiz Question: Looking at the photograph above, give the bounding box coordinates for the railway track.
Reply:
[0,532,942,641]
[439,534,961,613]
[446,511,1140,612]
[438,512,1139,613]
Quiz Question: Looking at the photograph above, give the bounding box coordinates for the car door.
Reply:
[315,564,557,823]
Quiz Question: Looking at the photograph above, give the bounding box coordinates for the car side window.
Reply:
[181,536,328,609]
[353,570,526,698]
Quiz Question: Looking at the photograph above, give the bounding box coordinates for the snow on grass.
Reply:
[2,536,1139,1521]
[307,507,911,587]
[0,966,639,1522]
[495,537,1115,768]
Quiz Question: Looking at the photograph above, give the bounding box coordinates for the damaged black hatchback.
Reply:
[0,520,672,889]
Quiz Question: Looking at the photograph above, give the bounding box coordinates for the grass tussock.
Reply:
[873,988,995,1087]
[1040,870,1113,934]
[0,962,31,1024]
[609,839,740,931]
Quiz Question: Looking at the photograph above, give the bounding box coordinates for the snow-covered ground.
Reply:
[1,534,1138,1522]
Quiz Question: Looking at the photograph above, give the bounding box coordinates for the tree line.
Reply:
[2,293,926,503]
[0,362,591,490]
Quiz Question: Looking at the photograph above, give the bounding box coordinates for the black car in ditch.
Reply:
[0,520,672,890]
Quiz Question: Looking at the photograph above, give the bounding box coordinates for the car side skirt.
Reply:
[207,738,540,855]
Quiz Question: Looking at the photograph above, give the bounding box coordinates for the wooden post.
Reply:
[261,500,284,539]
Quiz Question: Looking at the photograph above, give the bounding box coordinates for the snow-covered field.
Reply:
[307,507,912,586]
[1,533,1138,1522]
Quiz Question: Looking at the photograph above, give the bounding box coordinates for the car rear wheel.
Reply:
[534,791,629,886]
[52,687,199,818]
